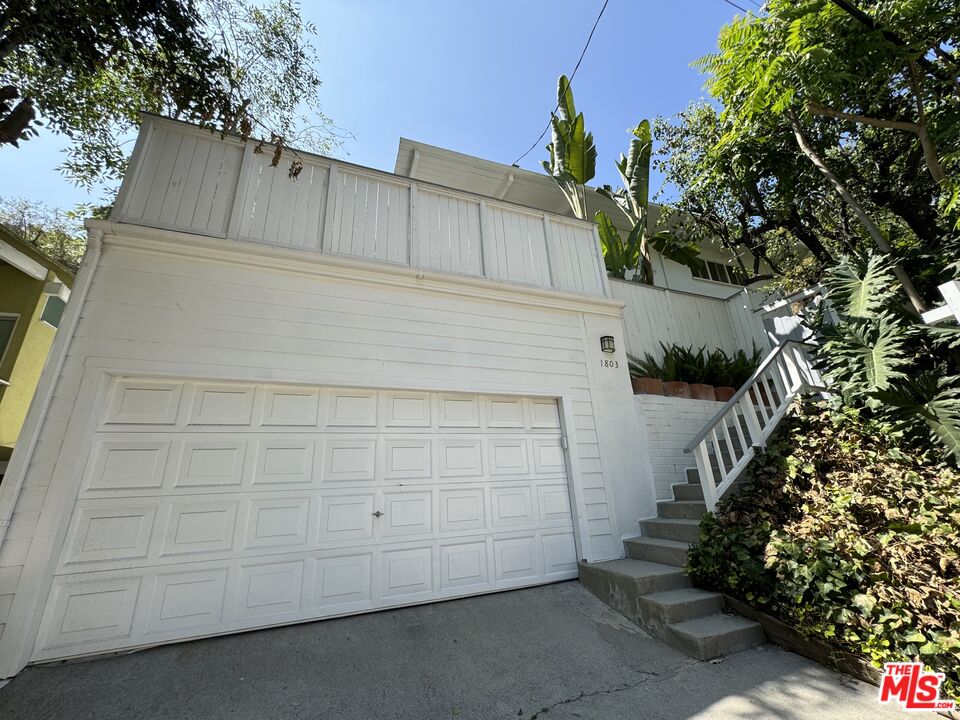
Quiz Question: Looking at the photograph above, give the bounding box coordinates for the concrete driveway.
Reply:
[0,582,932,719]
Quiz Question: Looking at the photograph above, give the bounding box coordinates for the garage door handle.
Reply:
[372,510,383,518]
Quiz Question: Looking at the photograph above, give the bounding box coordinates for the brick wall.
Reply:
[634,394,725,501]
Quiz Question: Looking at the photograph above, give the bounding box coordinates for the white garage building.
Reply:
[0,117,658,677]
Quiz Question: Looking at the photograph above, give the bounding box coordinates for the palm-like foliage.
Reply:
[542,75,596,220]
[596,121,702,283]
[817,252,960,460]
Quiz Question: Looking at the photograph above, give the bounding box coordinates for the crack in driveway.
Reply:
[526,671,660,719]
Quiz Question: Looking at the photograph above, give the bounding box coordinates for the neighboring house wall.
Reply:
[0,267,55,454]
[635,394,725,500]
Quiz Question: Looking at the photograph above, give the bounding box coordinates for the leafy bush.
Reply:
[812,252,960,461]
[628,342,761,387]
[688,402,960,701]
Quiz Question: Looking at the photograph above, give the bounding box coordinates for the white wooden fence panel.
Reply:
[483,203,551,289]
[114,118,610,297]
[118,124,243,236]
[613,280,767,361]
[546,219,605,297]
[233,155,330,249]
[328,169,410,265]
[414,189,483,276]
[726,290,772,354]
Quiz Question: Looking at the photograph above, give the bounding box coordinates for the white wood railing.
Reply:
[112,116,611,299]
[683,340,825,512]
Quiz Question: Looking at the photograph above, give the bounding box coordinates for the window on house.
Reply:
[41,296,66,328]
[0,314,18,364]
[691,260,749,286]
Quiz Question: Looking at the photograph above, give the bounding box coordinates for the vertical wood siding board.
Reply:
[537,216,551,288]
[125,124,167,220]
[279,169,302,246]
[195,139,227,233]
[208,144,243,235]
[158,134,197,227]
[378,180,391,261]
[345,173,361,257]
[452,198,464,274]
[166,132,196,227]
[435,193,448,271]
[408,182,419,268]
[142,130,183,223]
[458,198,470,274]
[225,143,254,240]
[171,136,209,229]
[290,164,314,248]
[469,201,482,276]
[266,168,290,245]
[509,211,524,284]
[337,172,355,256]
[394,183,410,264]
[367,179,381,260]
[495,208,509,283]
[319,163,339,256]
[477,199,490,280]
[248,159,274,242]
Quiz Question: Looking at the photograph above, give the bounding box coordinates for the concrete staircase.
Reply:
[579,467,764,660]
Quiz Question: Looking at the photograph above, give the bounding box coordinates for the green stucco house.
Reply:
[0,227,73,470]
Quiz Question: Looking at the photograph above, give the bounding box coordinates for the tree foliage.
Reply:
[680,0,960,304]
[0,196,86,272]
[0,0,342,187]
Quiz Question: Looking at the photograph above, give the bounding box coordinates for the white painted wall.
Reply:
[0,223,652,677]
[634,394,726,501]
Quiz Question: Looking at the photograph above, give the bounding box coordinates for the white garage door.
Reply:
[32,378,578,661]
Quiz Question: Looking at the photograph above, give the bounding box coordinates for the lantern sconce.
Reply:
[600,336,615,354]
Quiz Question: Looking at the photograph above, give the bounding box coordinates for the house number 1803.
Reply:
[600,359,619,368]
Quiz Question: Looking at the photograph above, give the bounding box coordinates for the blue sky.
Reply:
[0,0,746,210]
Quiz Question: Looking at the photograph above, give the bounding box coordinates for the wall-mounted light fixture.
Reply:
[600,336,615,354]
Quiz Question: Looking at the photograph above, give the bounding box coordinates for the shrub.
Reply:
[687,401,960,701]
[628,342,761,387]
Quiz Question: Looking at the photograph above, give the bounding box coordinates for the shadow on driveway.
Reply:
[0,582,932,719]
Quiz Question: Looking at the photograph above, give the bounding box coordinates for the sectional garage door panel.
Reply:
[32,379,577,661]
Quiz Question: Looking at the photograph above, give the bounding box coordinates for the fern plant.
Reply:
[816,252,960,461]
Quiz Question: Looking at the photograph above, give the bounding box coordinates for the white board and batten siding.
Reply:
[612,279,770,361]
[113,116,609,299]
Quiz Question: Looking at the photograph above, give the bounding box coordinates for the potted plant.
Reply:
[658,344,690,398]
[627,354,663,395]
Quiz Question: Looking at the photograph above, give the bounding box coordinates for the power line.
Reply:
[720,0,750,12]
[511,0,610,166]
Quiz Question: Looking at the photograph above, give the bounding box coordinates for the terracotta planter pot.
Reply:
[689,383,716,401]
[632,377,663,395]
[663,381,690,399]
[714,386,736,402]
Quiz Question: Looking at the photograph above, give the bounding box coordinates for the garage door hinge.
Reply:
[561,435,568,450]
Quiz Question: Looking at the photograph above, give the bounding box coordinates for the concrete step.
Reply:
[624,536,690,567]
[667,613,766,660]
[641,517,701,544]
[637,587,724,626]
[657,500,708,520]
[672,482,703,501]
[579,558,690,594]
[579,559,690,627]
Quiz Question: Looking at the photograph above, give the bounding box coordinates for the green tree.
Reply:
[0,196,87,272]
[1,0,342,187]
[697,0,960,313]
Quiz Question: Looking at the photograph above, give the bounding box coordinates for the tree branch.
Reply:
[806,100,946,184]
[787,110,927,314]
